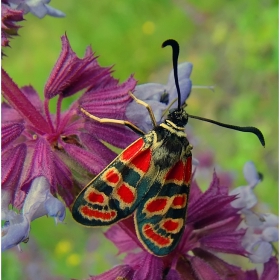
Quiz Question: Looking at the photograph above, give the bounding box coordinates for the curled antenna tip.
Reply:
[162,39,179,49]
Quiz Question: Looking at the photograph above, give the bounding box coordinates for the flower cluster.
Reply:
[2,34,137,250]
[1,2,278,279]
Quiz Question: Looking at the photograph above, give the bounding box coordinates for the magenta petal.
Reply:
[200,229,246,255]
[104,224,138,254]
[79,132,117,166]
[133,254,163,280]
[21,86,44,112]
[190,256,221,280]
[80,75,137,118]
[187,195,237,226]
[189,180,203,204]
[260,257,279,280]
[2,69,51,134]
[44,35,111,98]
[2,121,25,149]
[21,138,55,191]
[192,248,246,279]
[2,144,27,194]
[244,269,258,280]
[52,152,75,206]
[60,140,106,174]
[1,103,22,122]
[165,269,183,280]
[88,265,134,280]
[85,121,138,149]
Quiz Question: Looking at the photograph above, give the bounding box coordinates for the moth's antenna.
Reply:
[188,114,265,147]
[162,39,181,110]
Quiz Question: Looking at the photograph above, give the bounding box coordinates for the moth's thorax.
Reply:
[166,108,189,128]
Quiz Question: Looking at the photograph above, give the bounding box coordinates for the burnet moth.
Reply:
[72,39,265,256]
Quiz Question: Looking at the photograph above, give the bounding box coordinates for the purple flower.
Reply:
[91,172,253,279]
[230,161,278,263]
[2,176,65,251]
[6,0,65,18]
[230,161,262,210]
[126,62,193,132]
[2,35,137,250]
[1,2,24,47]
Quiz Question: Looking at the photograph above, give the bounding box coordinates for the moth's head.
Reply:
[167,108,189,127]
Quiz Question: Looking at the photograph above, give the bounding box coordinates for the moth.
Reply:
[72,39,265,256]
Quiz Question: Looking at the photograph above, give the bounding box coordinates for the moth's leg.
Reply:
[80,107,145,136]
[128,91,157,128]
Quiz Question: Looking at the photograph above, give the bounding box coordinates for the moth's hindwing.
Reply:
[135,155,192,256]
[72,135,156,226]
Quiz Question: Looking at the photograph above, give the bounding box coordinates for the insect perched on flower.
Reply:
[71,39,265,256]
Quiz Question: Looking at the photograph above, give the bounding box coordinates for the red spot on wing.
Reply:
[130,148,152,172]
[172,194,186,208]
[165,160,184,182]
[143,224,171,246]
[121,138,144,161]
[105,169,120,184]
[162,219,179,232]
[146,198,167,213]
[87,190,105,204]
[80,205,116,221]
[117,183,135,204]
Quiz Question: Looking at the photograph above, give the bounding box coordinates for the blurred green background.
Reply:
[2,0,278,279]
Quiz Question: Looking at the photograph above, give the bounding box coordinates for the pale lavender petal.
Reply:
[243,161,260,185]
[88,265,134,280]
[15,0,65,18]
[247,241,272,263]
[43,4,65,17]
[22,177,50,220]
[1,215,30,251]
[133,83,166,101]
[44,195,66,223]
[126,99,166,132]
[260,213,278,227]
[261,227,278,242]
[230,185,258,209]
[244,210,263,227]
